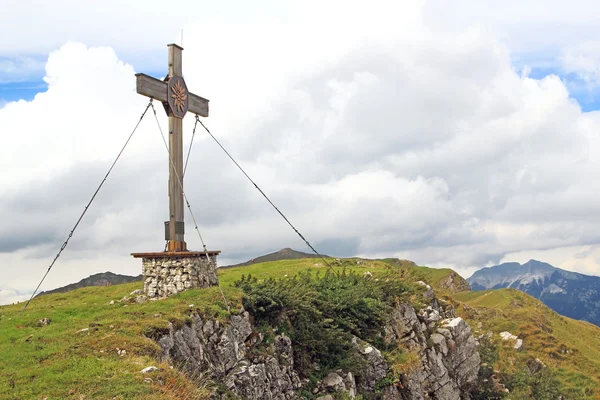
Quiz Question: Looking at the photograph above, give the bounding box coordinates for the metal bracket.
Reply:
[164,221,170,240]
[164,221,185,239]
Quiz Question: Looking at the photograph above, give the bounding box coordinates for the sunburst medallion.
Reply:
[171,80,187,113]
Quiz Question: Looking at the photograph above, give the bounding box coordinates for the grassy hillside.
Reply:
[455,289,600,398]
[382,258,468,293]
[0,258,396,399]
[3,258,598,399]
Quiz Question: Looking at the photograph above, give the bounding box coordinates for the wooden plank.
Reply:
[135,73,167,102]
[168,116,185,243]
[188,93,209,117]
[168,44,183,77]
[131,250,221,258]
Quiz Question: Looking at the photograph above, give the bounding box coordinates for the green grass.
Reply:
[455,289,600,398]
[0,282,218,399]
[381,258,459,290]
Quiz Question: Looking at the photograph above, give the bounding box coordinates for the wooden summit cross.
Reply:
[132,44,219,299]
[135,44,208,252]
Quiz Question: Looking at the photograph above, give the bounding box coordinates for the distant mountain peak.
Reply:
[222,248,330,268]
[36,271,142,297]
[468,260,600,327]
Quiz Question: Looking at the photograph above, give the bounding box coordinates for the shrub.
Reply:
[234,269,409,376]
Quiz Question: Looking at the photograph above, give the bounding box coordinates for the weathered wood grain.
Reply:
[135,73,167,102]
[168,44,183,77]
[188,93,209,117]
[134,43,211,251]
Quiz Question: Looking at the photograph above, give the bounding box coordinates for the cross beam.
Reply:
[135,44,209,252]
[135,73,209,117]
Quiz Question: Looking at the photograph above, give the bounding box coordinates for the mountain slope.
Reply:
[37,271,142,297]
[467,260,600,326]
[455,288,600,398]
[383,257,471,293]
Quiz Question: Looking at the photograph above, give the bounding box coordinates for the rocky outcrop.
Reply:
[153,285,480,399]
[352,336,388,392]
[382,303,480,399]
[156,311,301,399]
[438,271,471,293]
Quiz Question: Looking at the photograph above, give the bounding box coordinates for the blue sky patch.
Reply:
[525,66,600,112]
[0,80,48,104]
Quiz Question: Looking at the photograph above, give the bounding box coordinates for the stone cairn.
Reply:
[134,251,220,298]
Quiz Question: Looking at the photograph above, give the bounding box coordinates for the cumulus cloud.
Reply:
[3,1,600,303]
[561,41,600,87]
[0,289,29,305]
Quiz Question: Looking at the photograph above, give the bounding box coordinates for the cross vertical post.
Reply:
[134,43,210,252]
[167,44,185,251]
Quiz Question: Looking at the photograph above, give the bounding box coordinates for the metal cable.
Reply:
[20,100,153,316]
[196,116,332,268]
[182,116,199,179]
[150,103,209,252]
[150,103,230,312]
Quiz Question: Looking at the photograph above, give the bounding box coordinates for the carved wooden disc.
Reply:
[167,75,189,118]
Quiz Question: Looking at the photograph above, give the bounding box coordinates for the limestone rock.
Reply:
[499,331,524,350]
[351,336,387,393]
[383,303,480,400]
[156,312,300,399]
[514,338,524,351]
[322,372,345,392]
[527,357,546,373]
[499,331,518,341]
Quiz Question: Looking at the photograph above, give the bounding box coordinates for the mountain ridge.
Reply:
[36,271,142,297]
[467,259,600,327]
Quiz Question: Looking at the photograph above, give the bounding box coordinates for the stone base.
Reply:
[131,251,220,298]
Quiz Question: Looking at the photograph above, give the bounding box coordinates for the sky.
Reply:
[2,0,600,304]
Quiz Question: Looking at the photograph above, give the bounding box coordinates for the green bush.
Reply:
[234,269,409,376]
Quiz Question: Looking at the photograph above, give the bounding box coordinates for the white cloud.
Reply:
[3,1,600,305]
[0,288,29,305]
[423,0,600,61]
[561,41,600,86]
